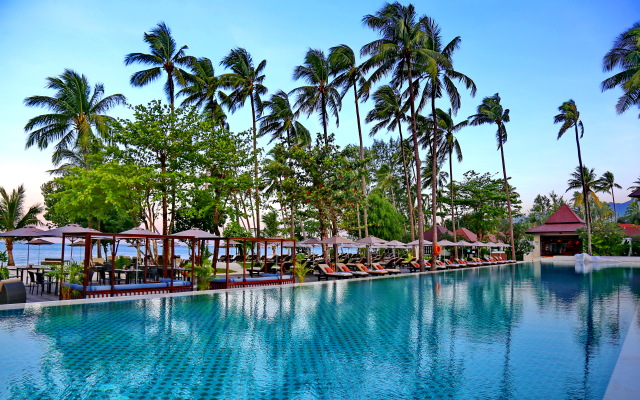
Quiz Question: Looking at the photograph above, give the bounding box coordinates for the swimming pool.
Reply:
[1,262,638,399]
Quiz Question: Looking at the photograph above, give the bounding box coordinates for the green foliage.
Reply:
[114,256,132,269]
[47,262,85,300]
[528,191,565,226]
[366,193,406,241]
[0,251,9,279]
[620,200,640,224]
[261,211,281,238]
[194,258,215,291]
[293,254,313,283]
[577,222,626,256]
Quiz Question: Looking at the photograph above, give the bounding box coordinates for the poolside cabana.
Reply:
[525,204,585,259]
[60,230,195,299]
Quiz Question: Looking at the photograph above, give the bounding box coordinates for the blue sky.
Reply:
[0,0,638,213]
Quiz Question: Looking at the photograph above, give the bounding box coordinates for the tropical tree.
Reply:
[260,90,310,147]
[124,22,193,107]
[24,69,126,167]
[330,44,370,238]
[554,99,591,254]
[601,22,640,118]
[365,85,415,241]
[469,93,516,260]
[179,57,228,129]
[362,2,447,270]
[0,185,43,266]
[597,171,622,220]
[628,176,640,192]
[291,48,342,146]
[567,166,602,226]
[417,17,476,269]
[219,48,267,238]
[435,108,468,258]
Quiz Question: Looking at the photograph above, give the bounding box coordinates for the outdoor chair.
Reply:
[0,279,26,304]
[34,271,53,296]
[316,264,353,280]
[372,263,400,275]
[354,263,387,276]
[336,263,368,277]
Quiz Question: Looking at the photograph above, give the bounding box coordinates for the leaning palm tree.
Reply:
[469,93,516,260]
[362,3,447,271]
[416,17,476,270]
[365,85,415,241]
[329,44,369,238]
[597,171,622,220]
[291,48,342,147]
[436,108,467,258]
[629,176,640,192]
[0,185,43,266]
[260,90,310,147]
[124,22,193,107]
[24,69,126,167]
[219,48,268,238]
[554,99,591,254]
[179,57,227,129]
[567,166,602,227]
[601,22,640,118]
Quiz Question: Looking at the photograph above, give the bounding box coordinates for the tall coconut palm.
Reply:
[436,108,467,258]
[416,17,476,270]
[329,44,370,239]
[24,69,126,167]
[554,99,591,254]
[124,22,193,107]
[291,48,342,147]
[220,48,267,238]
[179,57,228,129]
[567,166,602,226]
[597,171,622,220]
[0,185,43,266]
[260,90,310,147]
[362,3,448,271]
[469,93,516,260]
[601,22,640,117]
[365,85,415,241]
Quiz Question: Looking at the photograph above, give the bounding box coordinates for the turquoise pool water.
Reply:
[1,262,639,399]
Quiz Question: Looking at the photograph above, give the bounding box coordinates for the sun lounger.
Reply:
[337,263,368,277]
[372,263,400,275]
[316,264,353,280]
[407,261,432,272]
[354,263,388,276]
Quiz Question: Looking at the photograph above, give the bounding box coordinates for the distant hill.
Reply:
[609,200,632,217]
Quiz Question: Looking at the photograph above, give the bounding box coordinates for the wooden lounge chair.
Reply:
[354,263,388,276]
[372,263,400,275]
[407,261,432,273]
[337,263,368,277]
[316,264,353,280]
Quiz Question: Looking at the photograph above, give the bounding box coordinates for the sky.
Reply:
[0,0,638,216]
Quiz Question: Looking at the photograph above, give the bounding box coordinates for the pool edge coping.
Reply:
[604,304,640,400]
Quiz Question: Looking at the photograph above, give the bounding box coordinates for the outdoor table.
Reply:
[115,269,144,284]
[16,266,47,283]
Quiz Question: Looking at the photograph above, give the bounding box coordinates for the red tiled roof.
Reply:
[423,225,452,241]
[455,227,477,242]
[621,224,640,236]
[526,223,586,234]
[545,204,585,224]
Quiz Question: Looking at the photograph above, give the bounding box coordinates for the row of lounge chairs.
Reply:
[316,263,400,280]
[407,256,516,272]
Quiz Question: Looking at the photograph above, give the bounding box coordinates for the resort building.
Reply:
[455,227,477,242]
[525,204,585,259]
[423,225,453,241]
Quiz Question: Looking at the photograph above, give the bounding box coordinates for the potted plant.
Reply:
[47,262,85,300]
[193,259,216,291]
[293,253,313,283]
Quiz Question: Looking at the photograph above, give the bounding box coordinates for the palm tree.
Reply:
[601,22,640,117]
[417,17,476,270]
[362,3,447,271]
[124,22,193,107]
[260,90,310,147]
[436,108,467,258]
[597,171,622,220]
[0,185,43,266]
[628,176,640,191]
[291,48,342,146]
[329,44,369,238]
[469,93,516,260]
[24,69,126,167]
[554,99,591,254]
[567,166,602,226]
[365,85,415,241]
[219,48,267,238]
[179,57,227,129]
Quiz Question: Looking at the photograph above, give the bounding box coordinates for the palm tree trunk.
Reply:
[398,125,415,242]
[611,189,617,221]
[499,140,516,260]
[430,89,438,271]
[250,92,261,241]
[353,82,369,240]
[449,150,458,259]
[6,237,14,267]
[575,125,592,254]
[407,61,425,271]
[321,91,328,146]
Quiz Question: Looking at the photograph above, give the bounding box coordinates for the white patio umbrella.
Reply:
[356,235,387,265]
